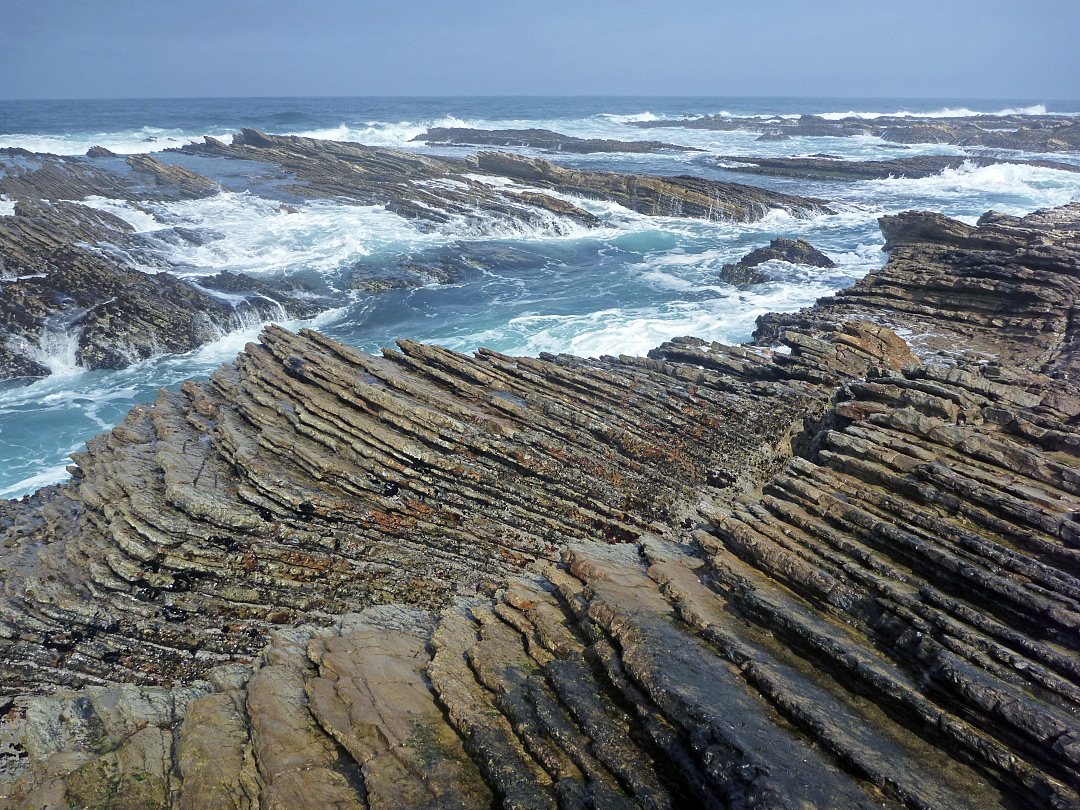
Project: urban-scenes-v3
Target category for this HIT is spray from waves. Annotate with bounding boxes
[82,192,444,284]
[814,104,1058,121]
[436,275,845,360]
[290,116,476,147]
[595,112,662,124]
[0,126,237,157]
[853,161,1080,212]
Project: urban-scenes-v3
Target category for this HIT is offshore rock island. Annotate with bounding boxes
[1,191,1078,809]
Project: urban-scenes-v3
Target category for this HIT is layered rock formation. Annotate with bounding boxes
[0,195,317,379]
[467,151,832,222]
[634,111,1080,151]
[1,203,1078,808]
[756,203,1080,380]
[410,127,702,154]
[2,132,833,380]
[176,129,831,225]
[719,237,835,285]
[719,154,1080,181]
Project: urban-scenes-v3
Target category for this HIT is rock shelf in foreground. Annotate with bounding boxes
[1,204,1079,809]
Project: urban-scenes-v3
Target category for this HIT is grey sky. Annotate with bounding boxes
[3,0,1077,100]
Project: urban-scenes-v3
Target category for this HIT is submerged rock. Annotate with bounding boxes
[719,237,835,284]
[1,203,1079,809]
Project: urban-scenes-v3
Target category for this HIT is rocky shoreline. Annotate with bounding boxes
[1,201,1078,808]
[633,111,1080,151]
[719,153,1080,181]
[0,132,832,381]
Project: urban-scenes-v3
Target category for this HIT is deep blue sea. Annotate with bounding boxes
[2,96,1080,498]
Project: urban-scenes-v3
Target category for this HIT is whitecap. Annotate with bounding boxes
[813,104,1060,121]
[0,463,75,499]
[292,116,475,147]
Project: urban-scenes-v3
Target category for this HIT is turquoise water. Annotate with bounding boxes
[2,96,1079,498]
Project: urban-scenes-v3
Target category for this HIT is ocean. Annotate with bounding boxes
[2,95,1079,499]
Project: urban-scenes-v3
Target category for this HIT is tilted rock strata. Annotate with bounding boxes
[411,126,703,154]
[1,204,1079,809]
[468,151,832,222]
[756,203,1080,380]
[175,129,832,225]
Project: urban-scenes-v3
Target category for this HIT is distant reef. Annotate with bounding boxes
[1,202,1078,809]
[633,111,1080,151]
[410,126,703,153]
[0,131,831,380]
[719,153,1080,181]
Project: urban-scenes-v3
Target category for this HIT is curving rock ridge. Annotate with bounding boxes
[410,126,703,154]
[0,204,1079,809]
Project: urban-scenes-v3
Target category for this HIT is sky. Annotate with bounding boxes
[2,0,1078,100]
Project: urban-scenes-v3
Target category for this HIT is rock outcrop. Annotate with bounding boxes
[411,127,702,154]
[634,111,1080,151]
[719,154,1080,181]
[1,203,1079,808]
[2,131,838,380]
[757,203,1080,380]
[467,151,832,222]
[175,129,831,226]
[0,197,318,379]
[719,237,835,285]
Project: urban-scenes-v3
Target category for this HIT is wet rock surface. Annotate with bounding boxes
[0,131,834,381]
[719,237,835,285]
[174,129,831,225]
[0,195,318,380]
[467,150,832,222]
[1,202,1079,808]
[634,111,1080,151]
[411,127,702,154]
